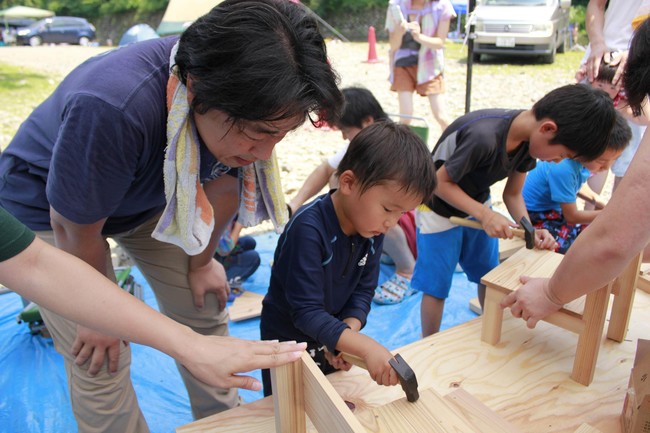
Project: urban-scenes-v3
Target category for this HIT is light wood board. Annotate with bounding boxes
[228,291,264,322]
[178,289,650,433]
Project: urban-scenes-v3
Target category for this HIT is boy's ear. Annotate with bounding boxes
[539,119,558,136]
[337,169,357,195]
[361,115,374,129]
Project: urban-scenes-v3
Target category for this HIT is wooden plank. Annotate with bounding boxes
[177,290,650,433]
[366,388,480,433]
[638,272,650,294]
[607,253,642,342]
[301,352,367,433]
[573,423,602,433]
[271,352,306,433]
[443,388,522,433]
[499,237,526,261]
[469,297,482,315]
[228,291,264,322]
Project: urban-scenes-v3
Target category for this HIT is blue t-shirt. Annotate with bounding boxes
[260,192,383,352]
[0,37,223,234]
[523,159,590,212]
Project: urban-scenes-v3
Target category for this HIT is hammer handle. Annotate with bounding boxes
[449,216,525,238]
[340,352,367,370]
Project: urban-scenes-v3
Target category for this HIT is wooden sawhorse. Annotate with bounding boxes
[480,247,642,386]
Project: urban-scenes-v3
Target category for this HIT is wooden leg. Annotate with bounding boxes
[481,286,505,345]
[271,353,306,433]
[571,283,612,386]
[607,253,642,342]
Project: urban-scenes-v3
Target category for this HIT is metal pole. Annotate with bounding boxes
[465,0,477,114]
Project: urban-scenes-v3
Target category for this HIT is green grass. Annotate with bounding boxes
[0,62,59,150]
[444,40,585,85]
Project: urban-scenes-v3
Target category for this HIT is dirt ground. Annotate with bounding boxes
[0,42,612,234]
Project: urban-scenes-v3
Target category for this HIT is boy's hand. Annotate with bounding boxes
[533,228,557,250]
[366,347,399,387]
[481,211,516,239]
[325,350,352,371]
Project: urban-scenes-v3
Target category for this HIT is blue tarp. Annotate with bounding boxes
[0,232,478,432]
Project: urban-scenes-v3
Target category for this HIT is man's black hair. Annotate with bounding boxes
[337,122,437,203]
[338,87,389,129]
[532,84,616,161]
[175,0,342,127]
[624,17,650,117]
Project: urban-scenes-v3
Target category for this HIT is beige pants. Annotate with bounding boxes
[37,215,238,433]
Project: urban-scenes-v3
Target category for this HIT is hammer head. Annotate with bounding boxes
[388,353,419,402]
[519,217,535,249]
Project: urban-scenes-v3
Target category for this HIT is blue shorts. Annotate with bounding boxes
[411,226,498,299]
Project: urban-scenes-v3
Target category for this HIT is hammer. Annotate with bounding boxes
[341,352,419,402]
[449,216,535,249]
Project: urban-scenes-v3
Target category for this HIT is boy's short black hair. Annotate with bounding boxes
[608,112,632,152]
[532,84,616,161]
[624,17,650,117]
[337,87,389,129]
[336,122,437,203]
[175,0,342,126]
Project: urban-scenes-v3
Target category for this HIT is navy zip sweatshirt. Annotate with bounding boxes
[260,191,383,352]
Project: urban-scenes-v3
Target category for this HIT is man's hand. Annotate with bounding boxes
[188,257,230,311]
[71,325,124,376]
[499,276,564,328]
[179,337,307,391]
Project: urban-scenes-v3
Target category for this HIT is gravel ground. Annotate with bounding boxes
[0,41,607,235]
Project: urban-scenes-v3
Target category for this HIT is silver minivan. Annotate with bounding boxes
[471,0,571,64]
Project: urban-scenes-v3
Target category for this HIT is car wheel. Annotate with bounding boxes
[472,52,481,63]
[542,37,557,64]
[29,36,42,47]
[557,30,568,54]
[78,36,90,46]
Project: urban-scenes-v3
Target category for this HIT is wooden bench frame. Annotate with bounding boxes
[480,248,642,386]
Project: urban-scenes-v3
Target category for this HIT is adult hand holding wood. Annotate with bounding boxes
[499,275,564,329]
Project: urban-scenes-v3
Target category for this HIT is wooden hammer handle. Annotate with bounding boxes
[449,216,525,237]
[340,352,367,370]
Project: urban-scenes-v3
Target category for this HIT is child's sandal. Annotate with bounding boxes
[373,274,416,305]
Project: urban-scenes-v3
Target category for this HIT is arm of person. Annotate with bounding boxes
[577,182,607,209]
[334,327,398,387]
[436,166,515,238]
[584,0,610,82]
[501,129,650,327]
[188,174,240,311]
[288,162,336,215]
[0,236,306,391]
[50,207,123,376]
[409,17,451,50]
[618,97,650,126]
[560,201,601,224]
[503,172,556,250]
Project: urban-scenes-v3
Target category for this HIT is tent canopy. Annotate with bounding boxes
[156,0,223,36]
[0,5,54,19]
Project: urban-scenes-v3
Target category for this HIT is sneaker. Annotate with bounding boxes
[373,274,416,305]
[216,249,261,282]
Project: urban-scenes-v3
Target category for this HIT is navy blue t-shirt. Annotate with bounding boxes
[260,192,383,352]
[0,37,222,234]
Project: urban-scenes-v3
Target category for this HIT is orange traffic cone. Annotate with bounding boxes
[364,26,382,63]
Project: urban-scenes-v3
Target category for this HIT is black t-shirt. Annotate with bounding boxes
[427,109,537,217]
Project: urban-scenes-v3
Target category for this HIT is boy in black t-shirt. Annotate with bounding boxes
[412,84,618,337]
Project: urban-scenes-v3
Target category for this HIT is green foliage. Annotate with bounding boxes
[0,0,167,20]
[304,0,386,16]
[570,5,589,46]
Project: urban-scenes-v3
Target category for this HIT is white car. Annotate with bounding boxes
[471,0,571,64]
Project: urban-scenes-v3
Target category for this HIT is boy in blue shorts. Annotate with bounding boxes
[413,84,617,337]
[260,122,437,395]
[523,113,631,254]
